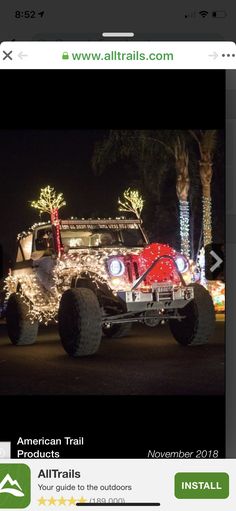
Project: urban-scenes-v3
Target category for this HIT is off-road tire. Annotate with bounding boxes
[6,293,38,345]
[103,323,132,338]
[169,283,215,346]
[58,288,102,357]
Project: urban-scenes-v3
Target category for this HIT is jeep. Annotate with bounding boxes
[5,218,215,357]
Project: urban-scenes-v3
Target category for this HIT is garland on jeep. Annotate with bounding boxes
[5,245,142,324]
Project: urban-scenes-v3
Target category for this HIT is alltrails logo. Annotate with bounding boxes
[0,474,24,497]
[0,465,31,508]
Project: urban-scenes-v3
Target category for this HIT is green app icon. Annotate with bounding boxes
[0,464,31,508]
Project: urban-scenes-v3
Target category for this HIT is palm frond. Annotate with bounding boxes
[201,130,217,156]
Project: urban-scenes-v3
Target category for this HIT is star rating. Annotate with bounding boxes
[38,496,47,505]
[37,495,88,506]
[77,497,87,503]
[58,496,67,505]
[69,496,77,505]
[48,496,57,505]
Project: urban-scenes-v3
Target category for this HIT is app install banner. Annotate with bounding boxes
[0,459,235,510]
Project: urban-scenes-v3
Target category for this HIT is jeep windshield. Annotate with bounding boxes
[61,228,146,249]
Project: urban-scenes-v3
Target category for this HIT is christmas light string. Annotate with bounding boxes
[179,200,190,258]
[202,196,212,247]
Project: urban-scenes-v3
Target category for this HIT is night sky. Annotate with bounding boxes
[0,129,224,276]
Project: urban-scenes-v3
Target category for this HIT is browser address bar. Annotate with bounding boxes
[0,41,236,69]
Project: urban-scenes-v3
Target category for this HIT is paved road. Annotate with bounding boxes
[0,320,224,395]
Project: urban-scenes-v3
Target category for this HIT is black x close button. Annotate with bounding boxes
[2,50,13,60]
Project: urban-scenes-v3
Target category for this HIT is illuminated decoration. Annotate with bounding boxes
[186,259,199,284]
[17,220,51,241]
[118,188,148,243]
[208,280,225,312]
[179,200,190,258]
[190,130,216,252]
[5,240,193,324]
[174,141,190,258]
[135,243,185,286]
[196,249,225,312]
[5,273,60,324]
[5,246,142,324]
[51,206,62,256]
[17,222,51,241]
[31,186,66,256]
[108,258,125,277]
[175,255,188,273]
[118,188,144,220]
[6,180,195,324]
[31,186,66,215]
[202,196,212,246]
[53,248,140,295]
[198,197,212,278]
[198,247,206,286]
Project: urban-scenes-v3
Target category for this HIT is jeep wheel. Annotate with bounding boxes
[103,323,132,338]
[6,293,38,345]
[169,283,215,346]
[58,288,102,357]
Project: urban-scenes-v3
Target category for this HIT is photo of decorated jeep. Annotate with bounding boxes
[5,212,215,358]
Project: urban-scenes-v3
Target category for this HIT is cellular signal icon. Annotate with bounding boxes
[184,11,196,18]
[199,10,209,18]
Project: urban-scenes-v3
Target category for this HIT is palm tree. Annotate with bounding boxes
[174,137,190,257]
[155,134,191,256]
[190,130,217,247]
[92,130,191,257]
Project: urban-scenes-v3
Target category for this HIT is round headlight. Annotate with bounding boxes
[175,255,188,273]
[109,258,125,277]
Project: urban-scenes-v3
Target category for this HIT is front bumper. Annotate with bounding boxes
[117,284,194,312]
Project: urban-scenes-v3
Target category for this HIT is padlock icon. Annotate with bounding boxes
[62,52,69,60]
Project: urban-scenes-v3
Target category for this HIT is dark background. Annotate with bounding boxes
[1,396,225,458]
[0,70,225,456]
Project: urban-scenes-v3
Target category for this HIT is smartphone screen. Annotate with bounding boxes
[0,2,235,509]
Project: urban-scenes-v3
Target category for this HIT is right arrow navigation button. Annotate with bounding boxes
[205,243,224,280]
[210,250,223,272]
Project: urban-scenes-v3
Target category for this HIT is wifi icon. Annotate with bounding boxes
[199,10,209,17]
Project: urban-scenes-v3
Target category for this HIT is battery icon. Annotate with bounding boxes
[212,10,227,18]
